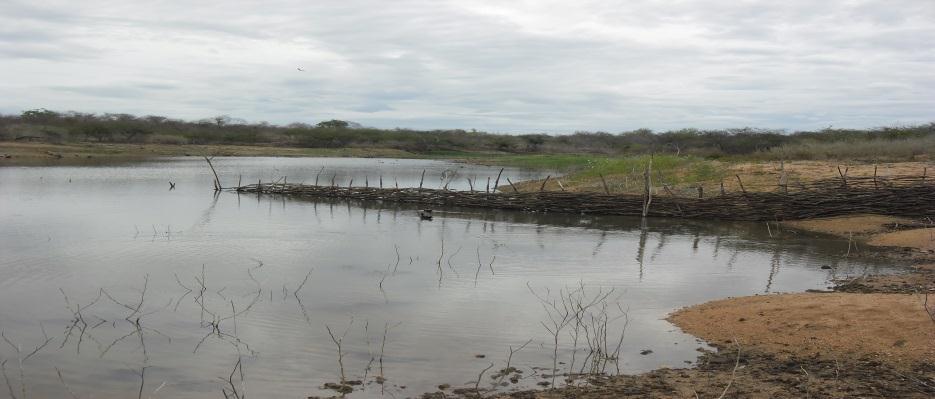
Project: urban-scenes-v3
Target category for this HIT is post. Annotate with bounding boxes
[697,186,703,199]
[315,166,324,186]
[204,156,222,191]
[836,165,848,187]
[720,179,725,195]
[486,177,490,193]
[419,169,425,192]
[506,178,519,193]
[599,173,610,194]
[557,180,566,192]
[365,176,369,188]
[493,168,504,192]
[642,155,653,217]
[873,165,878,189]
[379,175,383,188]
[540,175,551,192]
[735,175,746,193]
[467,177,474,192]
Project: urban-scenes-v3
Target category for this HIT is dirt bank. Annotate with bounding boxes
[493,347,934,399]
[782,214,935,293]
[474,214,934,398]
[669,293,934,367]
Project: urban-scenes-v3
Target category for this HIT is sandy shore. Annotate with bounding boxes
[474,214,935,398]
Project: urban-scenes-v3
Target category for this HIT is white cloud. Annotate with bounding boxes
[0,0,932,132]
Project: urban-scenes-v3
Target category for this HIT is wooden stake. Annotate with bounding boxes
[599,173,610,194]
[540,175,551,192]
[642,155,653,217]
[506,178,519,193]
[735,175,746,193]
[493,168,504,192]
[203,156,222,191]
[419,169,425,192]
[315,166,324,186]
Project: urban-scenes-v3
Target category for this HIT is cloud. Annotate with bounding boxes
[0,0,933,132]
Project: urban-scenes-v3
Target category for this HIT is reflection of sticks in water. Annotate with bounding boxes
[60,288,103,354]
[2,325,54,399]
[393,244,401,274]
[636,221,649,280]
[294,269,314,298]
[0,359,15,399]
[447,245,463,277]
[55,367,80,399]
[436,238,445,285]
[221,357,245,399]
[173,274,193,311]
[136,366,147,399]
[474,246,483,285]
[765,248,781,293]
[592,230,607,256]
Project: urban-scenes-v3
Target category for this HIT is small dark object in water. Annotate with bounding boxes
[419,209,433,220]
[820,265,832,270]
[640,349,653,355]
[322,382,353,394]
[474,354,485,358]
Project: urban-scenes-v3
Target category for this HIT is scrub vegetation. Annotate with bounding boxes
[2,109,933,161]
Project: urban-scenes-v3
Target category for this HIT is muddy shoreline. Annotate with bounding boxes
[406,214,935,399]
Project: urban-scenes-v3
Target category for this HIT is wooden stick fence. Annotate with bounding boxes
[225,174,935,221]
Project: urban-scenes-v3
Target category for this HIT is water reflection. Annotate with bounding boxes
[0,158,900,399]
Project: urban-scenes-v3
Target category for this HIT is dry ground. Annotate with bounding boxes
[668,293,934,367]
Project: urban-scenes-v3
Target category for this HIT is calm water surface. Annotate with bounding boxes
[0,157,895,398]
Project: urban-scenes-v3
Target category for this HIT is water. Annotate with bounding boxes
[0,157,896,398]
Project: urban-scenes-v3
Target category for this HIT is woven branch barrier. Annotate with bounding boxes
[227,175,934,221]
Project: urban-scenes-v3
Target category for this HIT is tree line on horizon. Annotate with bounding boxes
[2,109,933,160]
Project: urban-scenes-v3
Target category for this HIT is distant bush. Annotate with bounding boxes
[147,134,188,145]
[757,136,935,161]
[2,109,933,160]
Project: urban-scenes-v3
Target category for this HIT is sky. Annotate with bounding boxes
[1,0,933,133]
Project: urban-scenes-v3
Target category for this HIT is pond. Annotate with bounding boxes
[0,157,896,398]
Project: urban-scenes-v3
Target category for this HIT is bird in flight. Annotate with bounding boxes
[297,67,305,72]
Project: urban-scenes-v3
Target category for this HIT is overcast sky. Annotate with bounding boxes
[1,0,933,133]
